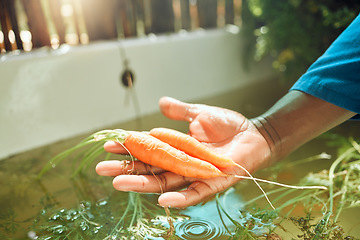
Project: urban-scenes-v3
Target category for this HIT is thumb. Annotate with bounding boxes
[159,96,200,122]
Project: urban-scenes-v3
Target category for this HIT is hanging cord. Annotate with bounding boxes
[117,40,143,130]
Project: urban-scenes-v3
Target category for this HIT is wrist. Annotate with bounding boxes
[250,116,282,163]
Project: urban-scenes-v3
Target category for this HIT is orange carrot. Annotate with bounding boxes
[149,127,236,168]
[124,131,226,179]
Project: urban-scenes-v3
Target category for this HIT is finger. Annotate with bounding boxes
[158,177,238,208]
[104,141,128,154]
[112,172,190,193]
[159,96,200,122]
[96,160,165,176]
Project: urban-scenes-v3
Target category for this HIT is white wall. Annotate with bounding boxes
[0,27,274,160]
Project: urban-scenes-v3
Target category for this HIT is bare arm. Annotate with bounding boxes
[251,90,356,164]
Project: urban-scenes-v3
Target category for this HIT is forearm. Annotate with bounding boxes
[251,90,356,163]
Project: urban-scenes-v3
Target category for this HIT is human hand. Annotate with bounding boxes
[96,97,271,208]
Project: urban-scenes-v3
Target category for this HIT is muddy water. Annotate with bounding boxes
[1,81,359,239]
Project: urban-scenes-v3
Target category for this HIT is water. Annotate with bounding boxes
[175,219,229,239]
[2,126,360,239]
[1,85,360,239]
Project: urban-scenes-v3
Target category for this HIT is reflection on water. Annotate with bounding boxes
[176,188,242,239]
[183,188,243,225]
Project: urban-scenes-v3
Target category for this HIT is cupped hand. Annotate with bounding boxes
[96,97,271,208]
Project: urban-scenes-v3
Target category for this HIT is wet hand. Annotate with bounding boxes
[96,97,271,208]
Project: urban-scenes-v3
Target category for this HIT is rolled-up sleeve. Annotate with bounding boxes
[290,14,360,119]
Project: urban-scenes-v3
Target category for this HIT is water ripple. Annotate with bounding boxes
[175,219,229,240]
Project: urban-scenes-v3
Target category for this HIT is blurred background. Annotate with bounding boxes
[1,0,359,80]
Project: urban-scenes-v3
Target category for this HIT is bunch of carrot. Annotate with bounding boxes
[122,128,232,179]
[39,127,327,210]
[119,127,276,208]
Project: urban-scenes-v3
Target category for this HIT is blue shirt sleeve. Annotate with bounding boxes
[290,14,360,119]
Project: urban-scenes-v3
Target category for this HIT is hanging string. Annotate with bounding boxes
[117,40,143,130]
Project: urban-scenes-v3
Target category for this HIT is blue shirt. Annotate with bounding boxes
[290,14,360,119]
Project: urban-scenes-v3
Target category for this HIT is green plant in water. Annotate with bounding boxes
[289,213,356,240]
[0,209,22,237]
[216,195,280,240]
[32,192,183,239]
[218,136,360,239]
[38,129,129,178]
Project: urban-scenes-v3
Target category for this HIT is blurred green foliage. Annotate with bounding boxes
[242,0,360,82]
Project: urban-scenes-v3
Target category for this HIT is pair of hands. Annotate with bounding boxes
[96,96,271,208]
